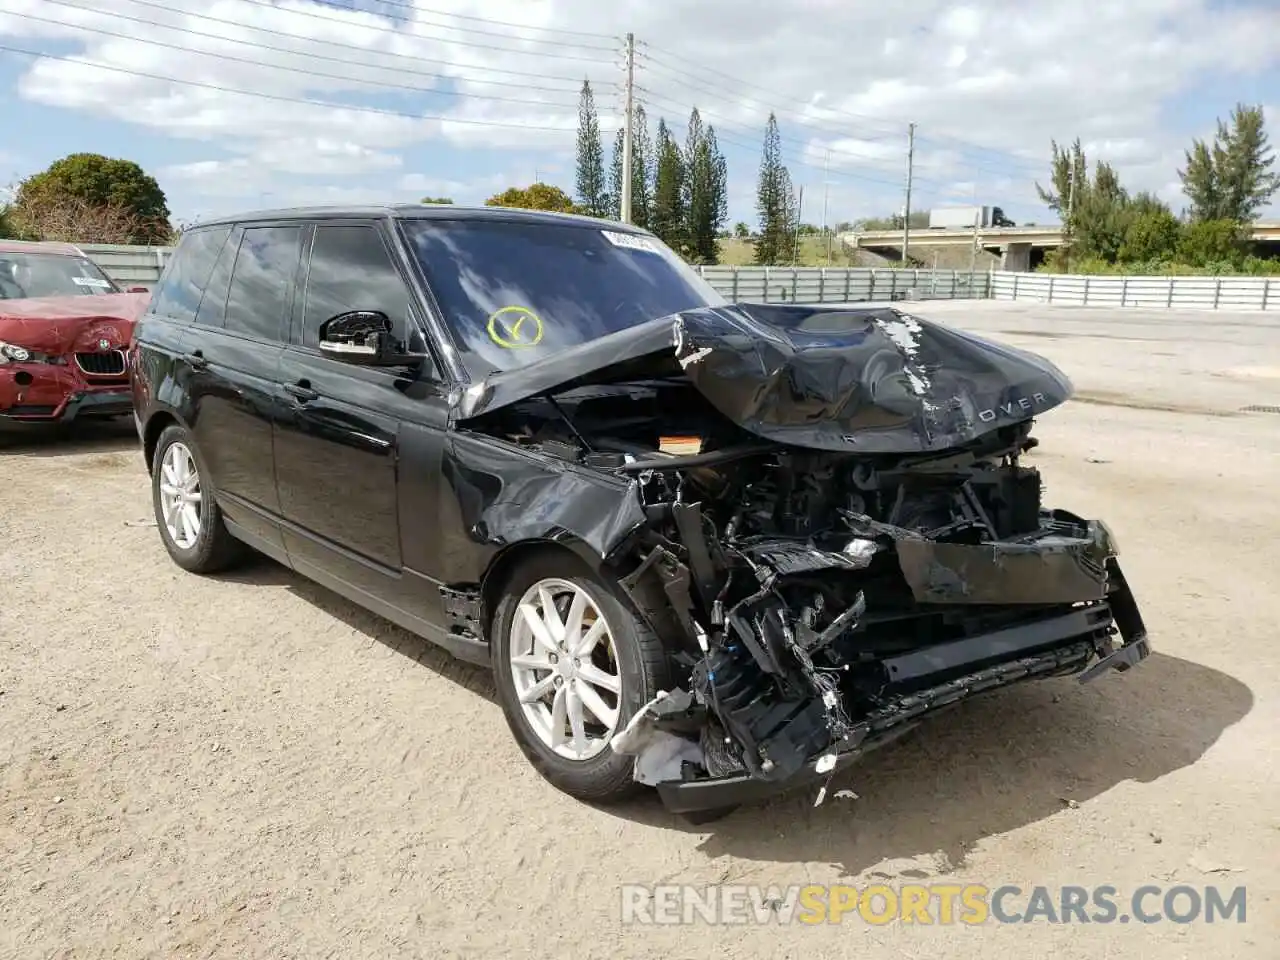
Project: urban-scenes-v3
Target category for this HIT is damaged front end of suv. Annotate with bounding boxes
[456,302,1150,814]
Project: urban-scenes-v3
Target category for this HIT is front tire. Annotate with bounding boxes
[491,552,669,803]
[151,424,244,574]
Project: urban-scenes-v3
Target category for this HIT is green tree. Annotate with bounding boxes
[608,104,654,228]
[1179,103,1279,223]
[1036,138,1088,223]
[651,118,686,253]
[1119,207,1182,262]
[485,183,580,213]
[733,221,750,239]
[14,152,171,243]
[420,196,454,204]
[755,113,793,265]
[574,80,608,218]
[1073,161,1131,261]
[1176,218,1250,267]
[0,203,19,240]
[680,109,728,264]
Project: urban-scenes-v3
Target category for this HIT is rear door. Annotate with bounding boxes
[130,225,231,436]
[184,222,303,549]
[274,219,450,620]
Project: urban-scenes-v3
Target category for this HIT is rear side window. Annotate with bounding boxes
[192,227,240,329]
[224,226,303,342]
[301,225,412,348]
[149,226,231,323]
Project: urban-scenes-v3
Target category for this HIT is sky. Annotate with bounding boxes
[0,0,1277,230]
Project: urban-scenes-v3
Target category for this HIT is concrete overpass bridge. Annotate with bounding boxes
[840,221,1280,271]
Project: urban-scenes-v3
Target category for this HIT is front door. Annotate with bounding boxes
[273,220,450,622]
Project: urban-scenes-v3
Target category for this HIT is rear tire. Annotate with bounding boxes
[151,424,244,574]
[491,551,669,803]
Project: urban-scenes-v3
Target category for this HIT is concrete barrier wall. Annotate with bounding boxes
[80,243,172,289]
[991,271,1280,310]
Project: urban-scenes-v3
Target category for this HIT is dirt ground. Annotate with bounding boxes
[1,301,1277,958]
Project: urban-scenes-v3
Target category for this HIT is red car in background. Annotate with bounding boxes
[0,240,151,433]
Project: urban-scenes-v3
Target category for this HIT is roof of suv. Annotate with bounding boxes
[0,239,87,257]
[192,203,652,234]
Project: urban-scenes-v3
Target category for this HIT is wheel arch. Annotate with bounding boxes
[479,537,603,639]
[142,407,188,474]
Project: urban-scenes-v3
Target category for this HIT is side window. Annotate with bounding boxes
[192,226,240,329]
[223,226,302,342]
[148,226,230,323]
[301,225,413,349]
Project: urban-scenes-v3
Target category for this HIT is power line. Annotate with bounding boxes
[28,1,607,101]
[0,41,584,132]
[331,0,619,41]
[640,42,1047,173]
[295,1,618,53]
[638,51,903,144]
[38,0,615,88]
[638,89,952,191]
[638,83,917,171]
[104,0,622,64]
[7,10,587,109]
[640,94,920,193]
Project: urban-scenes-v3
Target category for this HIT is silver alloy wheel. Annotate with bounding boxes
[159,441,203,550]
[509,578,623,761]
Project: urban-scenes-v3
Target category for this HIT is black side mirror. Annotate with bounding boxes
[318,310,424,367]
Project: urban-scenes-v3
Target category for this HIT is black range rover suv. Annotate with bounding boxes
[129,204,1149,818]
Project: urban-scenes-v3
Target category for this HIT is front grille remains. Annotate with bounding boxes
[75,350,127,378]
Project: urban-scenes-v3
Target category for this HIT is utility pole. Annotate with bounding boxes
[969,205,980,274]
[791,184,804,266]
[620,32,635,224]
[1064,160,1077,272]
[902,121,916,265]
[821,148,831,265]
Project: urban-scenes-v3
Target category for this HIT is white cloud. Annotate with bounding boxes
[0,0,1277,221]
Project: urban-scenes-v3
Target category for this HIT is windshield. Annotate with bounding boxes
[401,218,725,376]
[0,252,119,300]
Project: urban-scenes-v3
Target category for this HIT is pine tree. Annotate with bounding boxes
[755,113,791,265]
[630,104,653,229]
[609,126,625,220]
[652,118,686,254]
[1179,103,1279,223]
[682,108,715,263]
[1035,138,1088,227]
[607,105,654,228]
[574,80,608,218]
[709,125,728,246]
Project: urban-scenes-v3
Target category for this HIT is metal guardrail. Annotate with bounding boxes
[693,266,989,302]
[79,245,992,303]
[991,272,1279,311]
[87,242,1274,311]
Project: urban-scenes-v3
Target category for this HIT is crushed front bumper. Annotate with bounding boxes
[0,363,132,432]
[654,561,1150,815]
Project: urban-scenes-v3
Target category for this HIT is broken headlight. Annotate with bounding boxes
[0,341,32,363]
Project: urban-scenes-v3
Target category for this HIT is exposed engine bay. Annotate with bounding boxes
[456,303,1151,811]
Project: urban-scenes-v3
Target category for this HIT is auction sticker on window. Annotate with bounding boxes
[601,230,661,254]
[72,276,113,288]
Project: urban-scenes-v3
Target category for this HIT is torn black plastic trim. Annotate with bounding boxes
[656,639,1097,814]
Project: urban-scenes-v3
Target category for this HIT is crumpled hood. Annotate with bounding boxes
[0,292,149,355]
[458,302,1074,454]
